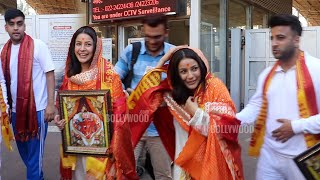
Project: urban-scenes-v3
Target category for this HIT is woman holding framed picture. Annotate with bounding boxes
[54,26,137,180]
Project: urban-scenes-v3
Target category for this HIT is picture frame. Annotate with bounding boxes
[58,90,112,156]
[294,143,320,180]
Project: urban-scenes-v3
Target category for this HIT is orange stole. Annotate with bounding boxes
[249,51,320,156]
[169,76,243,180]
[127,68,166,110]
[99,58,137,180]
[130,70,244,180]
[0,86,13,151]
[127,68,174,156]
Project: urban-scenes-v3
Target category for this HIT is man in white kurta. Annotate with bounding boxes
[237,14,320,180]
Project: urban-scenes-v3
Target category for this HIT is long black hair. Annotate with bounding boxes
[67,26,97,77]
[168,48,207,105]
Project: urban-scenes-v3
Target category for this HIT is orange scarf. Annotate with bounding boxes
[59,38,137,180]
[129,47,243,180]
[249,51,320,156]
[1,34,38,141]
[0,86,13,151]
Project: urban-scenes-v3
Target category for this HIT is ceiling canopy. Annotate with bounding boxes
[294,0,320,25]
[22,0,320,26]
[25,0,85,14]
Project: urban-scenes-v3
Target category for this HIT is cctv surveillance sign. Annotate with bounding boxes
[90,0,177,22]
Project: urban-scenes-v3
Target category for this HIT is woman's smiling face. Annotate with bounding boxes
[178,58,201,91]
[74,33,94,66]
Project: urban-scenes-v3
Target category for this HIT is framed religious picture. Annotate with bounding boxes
[58,90,112,156]
[294,143,320,180]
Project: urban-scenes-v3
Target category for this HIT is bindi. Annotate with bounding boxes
[186,64,190,68]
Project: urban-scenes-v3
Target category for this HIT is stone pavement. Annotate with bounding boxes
[2,125,257,180]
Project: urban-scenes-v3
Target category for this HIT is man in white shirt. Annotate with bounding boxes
[237,14,320,180]
[0,9,55,180]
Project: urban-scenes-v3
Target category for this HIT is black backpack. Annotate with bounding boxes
[122,42,141,89]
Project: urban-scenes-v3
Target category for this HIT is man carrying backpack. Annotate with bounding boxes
[115,14,174,179]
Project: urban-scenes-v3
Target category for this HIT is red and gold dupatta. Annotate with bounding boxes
[59,38,137,180]
[1,34,38,141]
[249,51,320,156]
[128,47,244,180]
